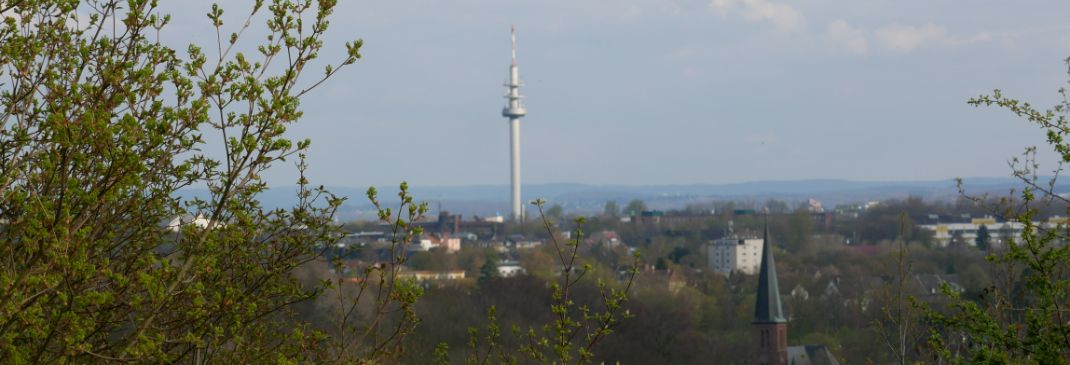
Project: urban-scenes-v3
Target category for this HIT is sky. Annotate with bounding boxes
[159,0,1070,188]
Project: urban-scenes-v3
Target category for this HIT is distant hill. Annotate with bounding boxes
[179,177,1066,221]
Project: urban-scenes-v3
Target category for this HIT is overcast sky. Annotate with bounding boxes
[161,1,1070,187]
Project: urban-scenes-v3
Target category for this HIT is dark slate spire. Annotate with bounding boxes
[754,215,786,323]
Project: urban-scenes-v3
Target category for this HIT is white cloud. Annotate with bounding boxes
[709,0,736,12]
[705,3,1007,54]
[874,23,992,52]
[825,20,868,54]
[875,24,947,52]
[741,0,801,30]
[708,0,802,31]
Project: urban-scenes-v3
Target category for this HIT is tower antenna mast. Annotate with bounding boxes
[502,25,527,222]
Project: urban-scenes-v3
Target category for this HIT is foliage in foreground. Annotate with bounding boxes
[921,59,1070,364]
[0,1,639,363]
[0,0,374,362]
[446,200,640,365]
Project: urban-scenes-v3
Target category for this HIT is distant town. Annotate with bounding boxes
[307,191,1067,363]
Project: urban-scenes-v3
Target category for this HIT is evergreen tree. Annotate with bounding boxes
[478,258,500,287]
[655,257,670,270]
[975,224,991,250]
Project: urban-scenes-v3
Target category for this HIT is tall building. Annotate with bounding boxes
[708,235,763,275]
[501,25,527,222]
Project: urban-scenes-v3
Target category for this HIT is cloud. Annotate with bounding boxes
[825,20,868,54]
[708,0,802,31]
[741,0,801,30]
[709,0,736,12]
[874,24,947,52]
[874,23,991,52]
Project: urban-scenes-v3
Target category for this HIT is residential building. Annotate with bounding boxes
[587,230,622,247]
[398,270,466,281]
[506,234,543,249]
[408,234,461,253]
[497,260,525,277]
[708,235,764,275]
[165,214,218,232]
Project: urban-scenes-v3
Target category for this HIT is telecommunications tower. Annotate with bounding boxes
[502,25,527,222]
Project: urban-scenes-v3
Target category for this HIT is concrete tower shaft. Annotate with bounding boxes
[502,25,526,222]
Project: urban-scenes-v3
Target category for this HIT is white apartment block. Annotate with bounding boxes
[708,236,764,275]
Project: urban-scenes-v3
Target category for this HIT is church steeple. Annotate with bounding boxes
[754,216,785,324]
[752,215,788,365]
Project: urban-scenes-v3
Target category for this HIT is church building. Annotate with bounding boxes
[752,220,841,365]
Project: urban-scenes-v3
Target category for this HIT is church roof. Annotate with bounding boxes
[787,345,841,365]
[754,218,786,323]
